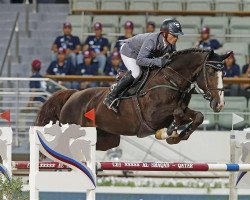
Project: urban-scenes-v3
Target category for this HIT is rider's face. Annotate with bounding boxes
[165,33,178,45]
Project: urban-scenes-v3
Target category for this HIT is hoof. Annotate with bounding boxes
[180,133,191,141]
[172,130,179,138]
[155,128,167,140]
[166,136,181,144]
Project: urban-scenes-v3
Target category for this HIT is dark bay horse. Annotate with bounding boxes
[36,48,231,151]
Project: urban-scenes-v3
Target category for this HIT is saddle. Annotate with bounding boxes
[116,67,151,98]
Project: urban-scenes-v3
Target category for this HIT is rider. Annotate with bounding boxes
[103,18,184,112]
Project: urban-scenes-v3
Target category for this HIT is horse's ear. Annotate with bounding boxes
[220,51,233,61]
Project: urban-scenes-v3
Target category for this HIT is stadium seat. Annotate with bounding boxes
[67,15,92,33]
[242,0,250,11]
[189,95,216,129]
[147,15,173,30]
[72,0,98,10]
[218,97,248,130]
[177,41,193,50]
[230,17,250,41]
[176,16,201,29]
[93,15,119,33]
[202,17,229,43]
[129,0,155,10]
[101,0,127,10]
[185,0,213,11]
[214,0,241,11]
[223,42,249,55]
[234,55,247,69]
[175,16,201,35]
[157,0,183,11]
[120,16,146,34]
[71,27,83,40]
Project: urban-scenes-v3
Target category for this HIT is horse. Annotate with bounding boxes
[36,48,231,151]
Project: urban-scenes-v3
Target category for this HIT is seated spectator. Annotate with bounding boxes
[47,47,75,76]
[74,51,99,89]
[29,59,46,106]
[146,21,156,33]
[51,22,82,67]
[75,50,98,76]
[223,53,240,96]
[241,56,250,91]
[105,51,126,76]
[195,27,221,50]
[113,21,134,52]
[83,22,109,75]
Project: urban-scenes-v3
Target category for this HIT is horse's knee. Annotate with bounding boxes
[194,112,204,125]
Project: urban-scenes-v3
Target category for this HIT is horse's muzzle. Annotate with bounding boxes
[210,99,224,113]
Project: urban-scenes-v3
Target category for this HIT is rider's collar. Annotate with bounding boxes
[163,38,168,48]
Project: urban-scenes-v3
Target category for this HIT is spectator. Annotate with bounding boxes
[105,51,126,76]
[74,50,99,89]
[83,22,109,75]
[146,21,156,33]
[241,56,250,91]
[51,22,82,67]
[29,59,46,106]
[242,56,250,76]
[114,21,134,52]
[47,47,75,76]
[75,50,98,76]
[223,53,240,96]
[195,27,222,50]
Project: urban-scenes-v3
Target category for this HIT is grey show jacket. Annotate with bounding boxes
[120,32,176,68]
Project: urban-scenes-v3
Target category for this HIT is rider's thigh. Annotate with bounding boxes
[120,54,141,78]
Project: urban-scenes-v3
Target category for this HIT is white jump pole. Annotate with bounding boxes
[0,127,13,177]
[229,131,238,200]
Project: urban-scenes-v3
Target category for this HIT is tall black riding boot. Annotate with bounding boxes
[103,72,135,112]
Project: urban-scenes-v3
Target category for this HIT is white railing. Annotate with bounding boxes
[0,77,65,146]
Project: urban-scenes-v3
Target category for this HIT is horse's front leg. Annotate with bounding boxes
[179,108,204,140]
[166,108,204,144]
[155,107,190,140]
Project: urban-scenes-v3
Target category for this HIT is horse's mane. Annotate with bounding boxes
[170,48,211,60]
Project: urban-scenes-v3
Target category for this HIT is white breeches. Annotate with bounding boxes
[120,44,141,78]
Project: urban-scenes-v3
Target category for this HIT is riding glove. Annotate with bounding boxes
[161,56,171,67]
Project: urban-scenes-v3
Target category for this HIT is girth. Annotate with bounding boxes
[132,96,156,138]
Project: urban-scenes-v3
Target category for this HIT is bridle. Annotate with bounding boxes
[199,60,225,101]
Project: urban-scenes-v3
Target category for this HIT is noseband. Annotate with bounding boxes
[201,60,224,101]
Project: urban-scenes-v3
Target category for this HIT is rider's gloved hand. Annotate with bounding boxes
[161,56,171,67]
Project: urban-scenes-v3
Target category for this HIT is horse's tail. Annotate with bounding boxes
[35,89,78,126]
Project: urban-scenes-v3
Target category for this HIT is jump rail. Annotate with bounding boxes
[97,162,250,172]
[11,161,250,172]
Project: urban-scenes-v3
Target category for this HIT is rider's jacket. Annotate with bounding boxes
[120,32,176,68]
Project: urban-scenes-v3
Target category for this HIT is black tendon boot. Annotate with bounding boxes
[103,71,135,112]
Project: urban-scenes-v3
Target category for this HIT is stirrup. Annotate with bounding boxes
[107,98,119,113]
[109,98,119,108]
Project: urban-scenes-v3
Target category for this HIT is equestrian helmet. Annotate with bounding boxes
[160,19,184,36]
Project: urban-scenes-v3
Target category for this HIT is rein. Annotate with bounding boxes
[140,58,224,102]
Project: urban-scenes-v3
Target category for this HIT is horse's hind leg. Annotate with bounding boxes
[96,128,120,151]
[166,108,204,144]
